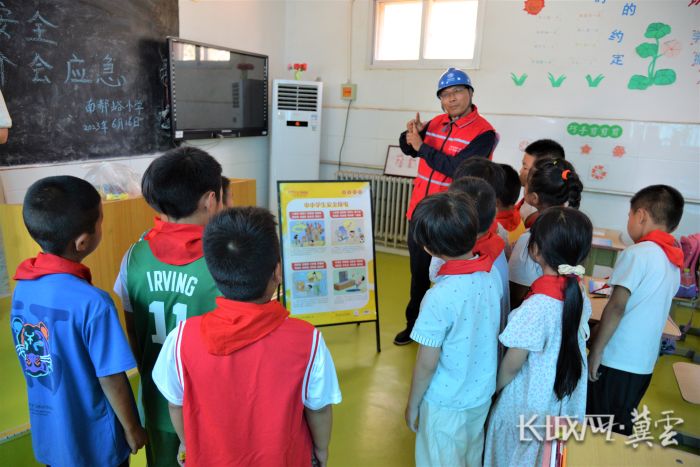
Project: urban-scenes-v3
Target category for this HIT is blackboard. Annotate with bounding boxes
[0,0,178,166]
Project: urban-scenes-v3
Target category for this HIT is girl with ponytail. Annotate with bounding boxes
[509,157,584,308]
[484,207,593,467]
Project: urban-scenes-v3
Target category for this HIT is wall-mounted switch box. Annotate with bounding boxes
[341,83,357,101]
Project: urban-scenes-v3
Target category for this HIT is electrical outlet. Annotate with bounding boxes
[341,83,357,101]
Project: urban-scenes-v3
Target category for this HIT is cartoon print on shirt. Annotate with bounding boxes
[12,317,54,378]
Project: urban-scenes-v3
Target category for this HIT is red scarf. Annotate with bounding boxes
[515,198,540,228]
[200,297,290,355]
[13,252,92,284]
[496,207,521,232]
[437,254,494,276]
[473,222,505,260]
[637,230,684,269]
[144,217,205,266]
[524,275,570,301]
[524,211,540,229]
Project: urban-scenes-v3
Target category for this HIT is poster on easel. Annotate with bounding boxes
[278,181,380,340]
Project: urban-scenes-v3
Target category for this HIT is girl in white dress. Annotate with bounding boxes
[484,206,593,467]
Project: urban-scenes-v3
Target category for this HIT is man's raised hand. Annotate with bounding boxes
[414,112,425,132]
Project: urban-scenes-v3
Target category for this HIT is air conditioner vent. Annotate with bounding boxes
[277,84,319,111]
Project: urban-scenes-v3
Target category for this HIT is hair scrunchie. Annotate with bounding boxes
[561,169,571,181]
[558,264,585,277]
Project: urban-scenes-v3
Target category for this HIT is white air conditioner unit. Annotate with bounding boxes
[269,79,323,213]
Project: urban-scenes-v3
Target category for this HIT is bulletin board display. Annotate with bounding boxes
[278,181,379,328]
[479,1,699,125]
[486,113,700,203]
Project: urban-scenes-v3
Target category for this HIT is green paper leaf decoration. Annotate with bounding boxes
[653,69,677,85]
[510,72,528,86]
[644,23,671,40]
[636,43,658,58]
[547,73,566,88]
[628,74,651,90]
[585,74,605,87]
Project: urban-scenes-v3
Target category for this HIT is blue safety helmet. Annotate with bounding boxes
[436,68,473,97]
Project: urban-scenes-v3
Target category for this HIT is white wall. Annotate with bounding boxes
[1,0,698,235]
[0,0,288,207]
[285,0,700,236]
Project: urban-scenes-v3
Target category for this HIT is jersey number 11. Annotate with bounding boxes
[149,301,187,344]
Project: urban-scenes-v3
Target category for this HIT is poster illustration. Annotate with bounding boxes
[278,181,379,326]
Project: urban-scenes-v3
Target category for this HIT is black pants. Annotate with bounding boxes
[586,365,652,436]
[404,220,432,330]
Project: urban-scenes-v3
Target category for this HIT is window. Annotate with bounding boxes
[372,0,484,69]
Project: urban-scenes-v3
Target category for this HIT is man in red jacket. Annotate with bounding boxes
[394,68,497,345]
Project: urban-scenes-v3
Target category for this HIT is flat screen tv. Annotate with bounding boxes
[167,37,268,140]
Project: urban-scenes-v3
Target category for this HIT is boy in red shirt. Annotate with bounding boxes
[153,207,342,466]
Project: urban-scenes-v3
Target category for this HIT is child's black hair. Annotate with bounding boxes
[203,207,280,301]
[498,163,521,207]
[525,139,566,160]
[453,157,505,201]
[630,185,684,232]
[449,176,496,234]
[142,146,222,219]
[527,157,583,209]
[528,207,593,400]
[412,191,478,258]
[22,176,101,255]
[221,176,231,207]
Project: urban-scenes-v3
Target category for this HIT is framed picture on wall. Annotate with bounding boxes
[383,145,419,178]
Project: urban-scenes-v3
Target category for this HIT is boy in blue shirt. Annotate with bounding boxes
[406,191,501,467]
[10,176,146,466]
[587,185,684,435]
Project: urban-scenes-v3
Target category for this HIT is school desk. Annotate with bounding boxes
[0,178,255,324]
[583,228,627,275]
[671,362,700,449]
[225,177,257,207]
[586,277,681,340]
[674,362,700,405]
[671,300,700,364]
[0,196,156,316]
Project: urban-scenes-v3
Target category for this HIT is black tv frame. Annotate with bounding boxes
[167,37,269,141]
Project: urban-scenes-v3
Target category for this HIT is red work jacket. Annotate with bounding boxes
[406,106,495,219]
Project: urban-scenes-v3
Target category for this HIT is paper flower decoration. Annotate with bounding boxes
[591,164,607,180]
[288,63,308,80]
[661,40,682,58]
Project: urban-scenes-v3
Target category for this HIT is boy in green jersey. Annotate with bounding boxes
[114,147,223,466]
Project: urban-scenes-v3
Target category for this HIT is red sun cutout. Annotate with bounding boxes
[581,144,592,155]
[519,140,530,152]
[612,146,626,158]
[524,0,545,15]
[591,164,607,180]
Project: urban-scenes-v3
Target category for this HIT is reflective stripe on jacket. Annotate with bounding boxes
[407,106,494,219]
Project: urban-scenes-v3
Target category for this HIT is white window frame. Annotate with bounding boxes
[369,0,486,70]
